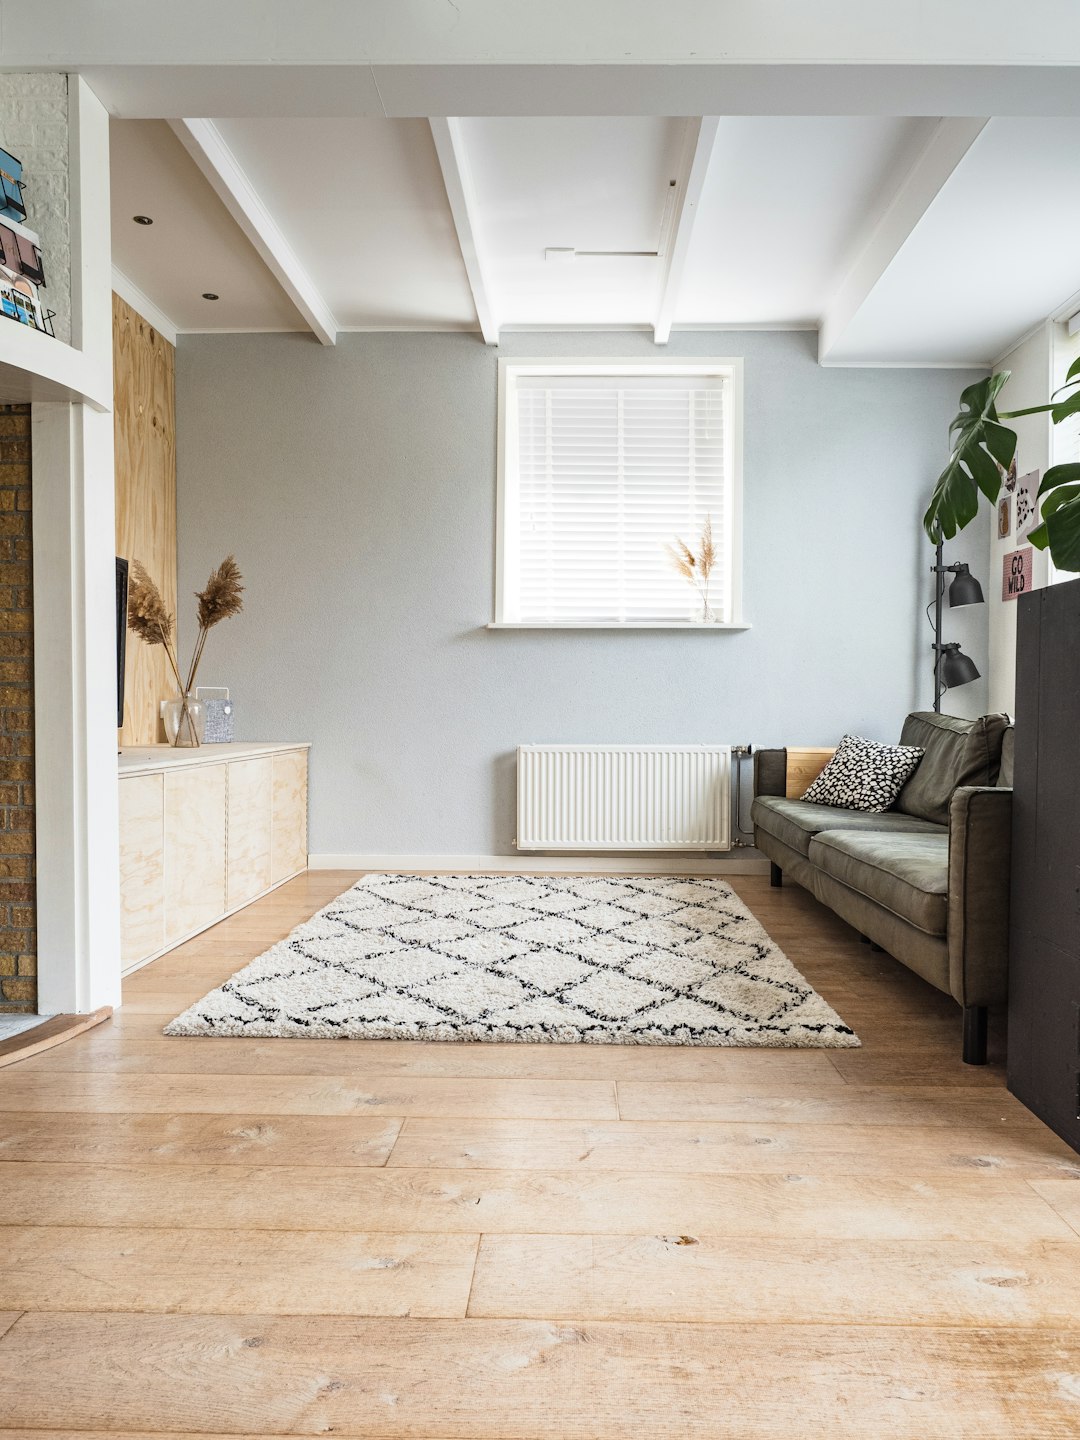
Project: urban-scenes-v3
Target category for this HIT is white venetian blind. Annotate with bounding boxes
[506,371,731,624]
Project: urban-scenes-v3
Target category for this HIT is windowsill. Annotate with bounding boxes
[486,621,752,631]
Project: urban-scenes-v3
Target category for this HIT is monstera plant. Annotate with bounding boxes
[923,360,1080,571]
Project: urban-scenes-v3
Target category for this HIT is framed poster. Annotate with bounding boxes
[997,496,1012,539]
[1002,546,1033,602]
[1015,471,1040,541]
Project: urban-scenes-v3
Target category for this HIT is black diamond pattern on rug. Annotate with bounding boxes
[164,873,860,1048]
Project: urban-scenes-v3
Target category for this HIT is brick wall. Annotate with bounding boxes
[0,405,35,1012]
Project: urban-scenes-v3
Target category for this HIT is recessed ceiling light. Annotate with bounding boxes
[201,292,219,301]
[132,215,153,225]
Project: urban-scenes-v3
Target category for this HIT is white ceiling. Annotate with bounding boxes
[110,120,306,334]
[107,110,1080,364]
[676,117,937,328]
[212,119,476,329]
[463,117,688,328]
[824,117,1080,365]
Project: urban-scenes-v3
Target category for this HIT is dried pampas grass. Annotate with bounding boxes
[127,561,175,648]
[665,517,717,620]
[126,554,245,746]
[196,554,245,631]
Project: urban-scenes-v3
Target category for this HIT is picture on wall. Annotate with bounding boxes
[1015,470,1040,541]
[997,496,1012,539]
[1002,546,1033,602]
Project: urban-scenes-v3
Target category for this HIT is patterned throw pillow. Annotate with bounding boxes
[801,734,924,813]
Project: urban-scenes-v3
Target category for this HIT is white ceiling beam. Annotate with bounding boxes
[818,117,988,363]
[653,116,720,345]
[8,2,1080,68]
[169,118,338,346]
[429,118,498,346]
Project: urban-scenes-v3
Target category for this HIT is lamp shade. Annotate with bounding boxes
[948,564,984,607]
[940,643,980,689]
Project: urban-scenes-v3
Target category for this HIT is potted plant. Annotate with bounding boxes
[923,363,1080,568]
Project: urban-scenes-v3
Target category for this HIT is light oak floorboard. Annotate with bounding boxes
[1028,1180,1080,1239]
[22,1035,850,1082]
[469,1234,1080,1326]
[614,1081,1041,1128]
[388,1116,1080,1178]
[0,1113,402,1167]
[0,1073,618,1120]
[3,1313,1080,1438]
[0,1227,478,1317]
[0,1163,1072,1241]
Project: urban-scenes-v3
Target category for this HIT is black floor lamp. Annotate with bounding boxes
[930,534,984,713]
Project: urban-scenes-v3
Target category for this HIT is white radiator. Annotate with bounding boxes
[516,744,732,852]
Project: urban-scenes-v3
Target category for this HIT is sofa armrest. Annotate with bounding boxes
[947,785,1012,1008]
[753,748,787,799]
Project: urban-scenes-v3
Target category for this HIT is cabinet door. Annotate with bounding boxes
[119,773,165,968]
[271,750,308,883]
[227,756,273,909]
[164,764,227,944]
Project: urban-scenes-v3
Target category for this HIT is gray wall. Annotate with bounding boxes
[175,330,986,858]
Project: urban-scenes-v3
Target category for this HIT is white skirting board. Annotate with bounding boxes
[308,853,770,875]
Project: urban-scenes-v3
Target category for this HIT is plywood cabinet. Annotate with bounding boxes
[118,772,165,968]
[228,756,273,908]
[118,743,309,973]
[164,765,227,945]
[272,750,309,884]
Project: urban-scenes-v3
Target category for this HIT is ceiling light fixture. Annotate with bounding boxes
[132,215,153,225]
[201,292,219,301]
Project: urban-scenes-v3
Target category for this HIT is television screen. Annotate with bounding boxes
[116,556,128,730]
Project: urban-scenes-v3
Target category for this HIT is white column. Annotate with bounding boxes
[33,77,120,1013]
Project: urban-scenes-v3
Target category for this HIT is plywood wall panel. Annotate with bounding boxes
[113,294,177,746]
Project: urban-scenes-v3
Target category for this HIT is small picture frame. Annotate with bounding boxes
[1016,471,1040,541]
[997,496,1012,539]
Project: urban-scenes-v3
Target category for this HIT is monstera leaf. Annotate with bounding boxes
[924,358,1080,572]
[1028,466,1080,571]
[923,373,1017,542]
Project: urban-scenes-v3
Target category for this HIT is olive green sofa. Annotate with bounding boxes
[751,712,1013,1064]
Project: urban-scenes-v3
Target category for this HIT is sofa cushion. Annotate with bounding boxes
[800,733,924,813]
[809,829,950,936]
[895,712,1010,825]
[997,727,1015,787]
[751,794,943,858]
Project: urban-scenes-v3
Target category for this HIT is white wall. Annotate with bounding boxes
[176,329,985,862]
[988,324,1054,715]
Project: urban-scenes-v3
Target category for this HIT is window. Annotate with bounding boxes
[495,359,743,627]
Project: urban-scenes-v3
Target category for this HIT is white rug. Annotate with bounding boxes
[165,874,859,1048]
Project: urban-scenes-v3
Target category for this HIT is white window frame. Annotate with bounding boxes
[492,357,746,629]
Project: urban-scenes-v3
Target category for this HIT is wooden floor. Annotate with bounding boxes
[2,870,1080,1437]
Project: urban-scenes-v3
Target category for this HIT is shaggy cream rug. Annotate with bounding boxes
[165,873,859,1048]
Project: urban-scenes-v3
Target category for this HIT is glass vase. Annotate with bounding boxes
[163,693,207,748]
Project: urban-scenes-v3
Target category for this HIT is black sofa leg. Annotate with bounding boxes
[769,863,783,888]
[962,1005,988,1066]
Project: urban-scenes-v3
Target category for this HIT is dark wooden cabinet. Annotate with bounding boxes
[1008,575,1080,1153]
